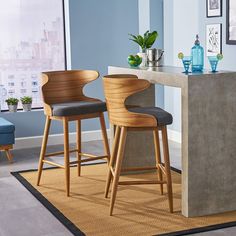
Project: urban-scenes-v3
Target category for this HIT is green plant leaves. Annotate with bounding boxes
[20,96,32,104]
[146,31,158,49]
[129,34,145,50]
[5,98,19,105]
[129,30,158,50]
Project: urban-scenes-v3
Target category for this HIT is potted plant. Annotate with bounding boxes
[5,98,19,112]
[129,30,158,66]
[21,96,32,112]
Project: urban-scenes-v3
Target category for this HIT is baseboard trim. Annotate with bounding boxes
[14,128,181,150]
[15,129,111,150]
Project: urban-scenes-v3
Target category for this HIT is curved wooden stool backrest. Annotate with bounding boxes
[42,70,99,116]
[103,74,157,128]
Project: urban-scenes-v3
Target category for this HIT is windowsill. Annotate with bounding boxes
[0,108,44,114]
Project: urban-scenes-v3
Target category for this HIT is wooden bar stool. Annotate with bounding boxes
[103,74,173,215]
[37,70,110,196]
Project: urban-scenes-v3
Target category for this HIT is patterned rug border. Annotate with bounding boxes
[11,164,236,236]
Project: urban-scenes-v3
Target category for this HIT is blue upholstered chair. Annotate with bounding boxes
[0,117,15,162]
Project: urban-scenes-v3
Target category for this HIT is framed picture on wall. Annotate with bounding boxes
[206,0,222,17]
[206,24,222,56]
[226,0,236,44]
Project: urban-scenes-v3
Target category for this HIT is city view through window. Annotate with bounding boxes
[0,0,66,110]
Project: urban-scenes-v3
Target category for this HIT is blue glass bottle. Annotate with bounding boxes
[191,35,204,72]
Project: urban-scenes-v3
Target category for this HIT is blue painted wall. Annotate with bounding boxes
[150,0,164,109]
[150,0,163,49]
[70,0,139,115]
[0,0,139,138]
[69,0,139,131]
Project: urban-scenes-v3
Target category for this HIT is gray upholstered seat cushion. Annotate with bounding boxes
[128,107,173,126]
[51,101,107,117]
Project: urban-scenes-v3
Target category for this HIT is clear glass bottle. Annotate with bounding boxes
[191,34,204,72]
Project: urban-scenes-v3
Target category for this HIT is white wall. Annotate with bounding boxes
[164,0,199,133]
[138,0,150,35]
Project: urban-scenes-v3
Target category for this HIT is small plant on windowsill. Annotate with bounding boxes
[5,98,19,112]
[21,96,32,112]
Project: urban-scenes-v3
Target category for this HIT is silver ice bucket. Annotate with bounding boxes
[146,48,164,67]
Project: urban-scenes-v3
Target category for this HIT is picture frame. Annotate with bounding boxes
[226,0,236,44]
[206,0,222,18]
[206,24,222,56]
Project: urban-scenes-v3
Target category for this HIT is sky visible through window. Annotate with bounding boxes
[0,0,66,110]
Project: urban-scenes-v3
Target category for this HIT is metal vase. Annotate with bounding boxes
[22,103,32,112]
[8,104,18,112]
[146,48,164,67]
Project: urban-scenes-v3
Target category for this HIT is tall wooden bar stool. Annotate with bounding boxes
[103,74,173,215]
[37,70,110,196]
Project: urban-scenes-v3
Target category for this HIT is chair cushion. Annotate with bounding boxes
[52,101,107,117]
[0,118,15,145]
[0,133,15,145]
[128,107,173,126]
[0,118,15,133]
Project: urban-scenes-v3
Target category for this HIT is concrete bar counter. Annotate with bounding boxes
[108,66,236,217]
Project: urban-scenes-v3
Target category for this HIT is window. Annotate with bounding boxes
[0,0,66,110]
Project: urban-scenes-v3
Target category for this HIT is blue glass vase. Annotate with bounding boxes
[191,35,204,72]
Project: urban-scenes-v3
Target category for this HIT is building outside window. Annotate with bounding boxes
[0,0,66,110]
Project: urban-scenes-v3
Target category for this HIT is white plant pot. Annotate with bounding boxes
[22,103,32,112]
[137,52,147,67]
[8,104,18,112]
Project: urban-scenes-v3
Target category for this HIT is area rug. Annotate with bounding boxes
[12,163,236,236]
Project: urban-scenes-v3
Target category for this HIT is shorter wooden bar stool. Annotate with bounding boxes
[37,70,110,196]
[103,74,173,215]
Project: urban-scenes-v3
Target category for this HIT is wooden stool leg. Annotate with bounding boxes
[161,126,173,213]
[153,128,163,195]
[63,118,70,197]
[99,113,111,163]
[37,116,51,186]
[105,126,121,198]
[5,149,13,163]
[109,127,127,216]
[76,120,81,176]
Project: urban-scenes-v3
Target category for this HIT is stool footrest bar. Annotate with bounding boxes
[79,152,97,158]
[158,164,166,175]
[42,160,65,169]
[109,167,115,177]
[118,180,167,185]
[121,166,157,172]
[79,155,108,163]
[45,149,78,157]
